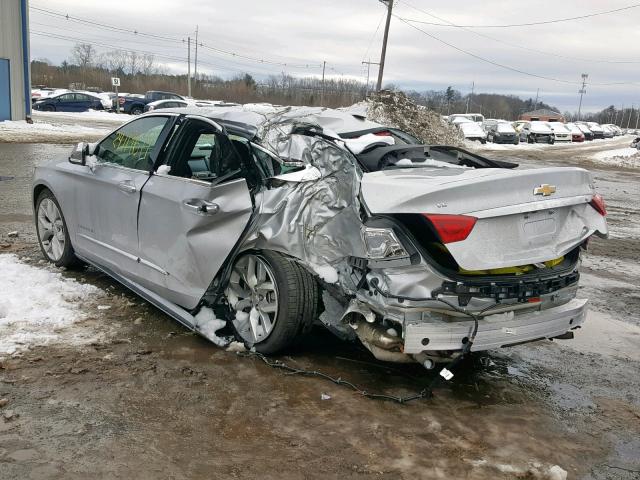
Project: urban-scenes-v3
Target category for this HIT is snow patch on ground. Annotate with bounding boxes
[0,119,110,143]
[194,307,228,347]
[0,254,101,357]
[591,147,640,168]
[33,110,128,124]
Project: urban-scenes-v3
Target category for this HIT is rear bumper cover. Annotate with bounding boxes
[403,298,588,353]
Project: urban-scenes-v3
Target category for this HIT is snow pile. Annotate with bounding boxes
[591,147,640,168]
[0,254,101,357]
[0,119,110,143]
[363,90,464,146]
[33,110,127,125]
[193,307,229,347]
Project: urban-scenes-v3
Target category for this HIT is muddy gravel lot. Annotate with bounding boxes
[1,133,639,479]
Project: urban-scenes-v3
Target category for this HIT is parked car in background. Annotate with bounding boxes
[32,107,607,368]
[449,113,485,125]
[547,122,572,143]
[575,123,594,141]
[486,121,519,144]
[457,119,487,143]
[144,99,189,112]
[565,123,585,142]
[586,122,605,139]
[119,91,185,115]
[31,88,69,103]
[600,125,615,138]
[33,92,105,112]
[516,121,555,144]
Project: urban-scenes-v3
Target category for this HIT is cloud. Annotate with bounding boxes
[29,0,640,112]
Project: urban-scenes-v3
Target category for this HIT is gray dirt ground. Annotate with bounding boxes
[0,135,639,479]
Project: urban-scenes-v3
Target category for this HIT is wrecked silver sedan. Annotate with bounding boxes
[32,107,608,368]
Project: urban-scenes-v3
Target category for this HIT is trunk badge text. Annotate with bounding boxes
[533,184,557,196]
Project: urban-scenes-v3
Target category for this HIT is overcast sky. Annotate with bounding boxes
[29,0,640,112]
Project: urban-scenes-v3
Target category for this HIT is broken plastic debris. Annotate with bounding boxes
[321,393,331,400]
[97,305,111,310]
[439,368,454,381]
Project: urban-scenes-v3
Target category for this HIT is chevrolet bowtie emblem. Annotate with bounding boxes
[533,184,556,196]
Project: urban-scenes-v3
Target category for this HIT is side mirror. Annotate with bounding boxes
[69,142,89,166]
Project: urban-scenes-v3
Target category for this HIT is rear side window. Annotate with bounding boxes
[97,116,169,171]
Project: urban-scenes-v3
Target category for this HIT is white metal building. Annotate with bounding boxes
[0,0,31,121]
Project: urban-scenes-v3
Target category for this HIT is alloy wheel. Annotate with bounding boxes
[226,254,279,344]
[37,198,66,262]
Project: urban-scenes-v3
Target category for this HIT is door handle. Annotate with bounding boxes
[118,180,137,193]
[183,199,219,215]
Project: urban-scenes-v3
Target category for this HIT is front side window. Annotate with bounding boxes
[58,94,75,103]
[96,116,169,171]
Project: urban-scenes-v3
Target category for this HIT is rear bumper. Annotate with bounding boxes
[403,298,588,353]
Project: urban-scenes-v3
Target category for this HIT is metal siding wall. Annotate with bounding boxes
[0,0,26,120]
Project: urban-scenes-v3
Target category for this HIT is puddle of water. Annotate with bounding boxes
[557,309,640,361]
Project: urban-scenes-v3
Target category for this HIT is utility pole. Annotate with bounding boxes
[577,73,588,121]
[320,60,326,107]
[465,81,475,114]
[194,26,199,87]
[614,107,619,125]
[187,36,192,98]
[635,104,640,130]
[627,105,633,129]
[362,59,380,98]
[376,0,393,92]
[534,88,540,110]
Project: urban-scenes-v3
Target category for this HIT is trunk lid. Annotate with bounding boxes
[361,166,608,271]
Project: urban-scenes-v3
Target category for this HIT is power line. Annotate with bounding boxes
[397,0,640,65]
[30,4,322,70]
[399,2,640,28]
[394,15,640,87]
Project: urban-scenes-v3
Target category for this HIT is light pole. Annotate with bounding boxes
[376,0,393,92]
[577,73,588,121]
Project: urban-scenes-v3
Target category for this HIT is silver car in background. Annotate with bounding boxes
[32,107,608,369]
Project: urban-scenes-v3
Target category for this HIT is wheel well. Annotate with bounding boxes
[33,184,50,207]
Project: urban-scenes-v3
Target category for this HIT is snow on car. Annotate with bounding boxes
[31,106,608,369]
[455,118,487,143]
[547,122,572,143]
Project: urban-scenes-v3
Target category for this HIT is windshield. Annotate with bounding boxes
[496,123,515,133]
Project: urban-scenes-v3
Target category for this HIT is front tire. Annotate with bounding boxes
[130,106,144,115]
[225,251,319,354]
[35,190,81,268]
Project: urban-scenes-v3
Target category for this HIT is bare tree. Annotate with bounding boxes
[100,50,128,74]
[71,43,96,69]
[140,54,155,76]
[121,51,140,75]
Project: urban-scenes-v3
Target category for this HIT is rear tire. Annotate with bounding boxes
[35,189,82,268]
[226,251,319,354]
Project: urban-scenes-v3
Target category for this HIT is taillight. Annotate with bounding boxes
[374,130,392,136]
[422,214,477,244]
[589,193,607,216]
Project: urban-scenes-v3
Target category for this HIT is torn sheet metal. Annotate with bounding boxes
[251,131,367,292]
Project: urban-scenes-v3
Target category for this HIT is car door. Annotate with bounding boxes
[74,93,92,112]
[73,115,176,278]
[55,93,75,112]
[137,116,254,309]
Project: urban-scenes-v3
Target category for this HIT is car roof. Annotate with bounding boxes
[159,105,386,140]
